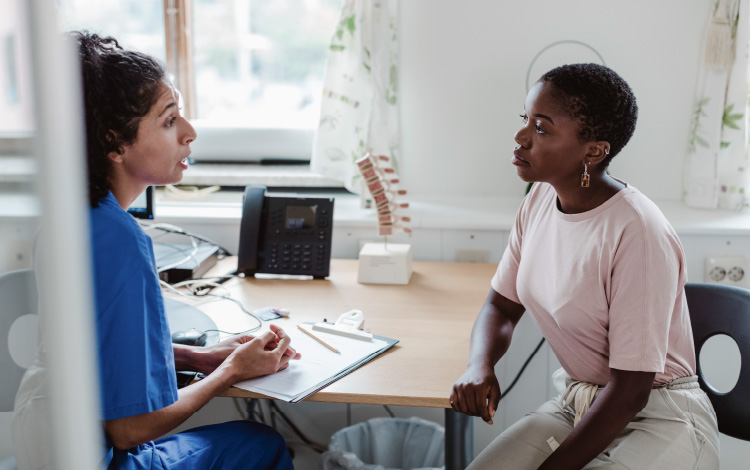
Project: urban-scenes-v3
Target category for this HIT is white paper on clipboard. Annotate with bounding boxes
[232,323,398,402]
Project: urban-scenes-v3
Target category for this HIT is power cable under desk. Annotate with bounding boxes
[499,337,546,401]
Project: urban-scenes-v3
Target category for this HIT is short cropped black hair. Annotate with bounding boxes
[68,31,167,207]
[539,63,638,167]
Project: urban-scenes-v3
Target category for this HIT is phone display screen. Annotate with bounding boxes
[285,205,316,230]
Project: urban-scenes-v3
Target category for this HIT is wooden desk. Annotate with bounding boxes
[199,258,497,468]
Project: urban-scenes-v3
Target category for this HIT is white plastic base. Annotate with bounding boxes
[357,242,413,285]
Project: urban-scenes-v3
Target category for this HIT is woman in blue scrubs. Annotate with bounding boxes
[76,31,299,469]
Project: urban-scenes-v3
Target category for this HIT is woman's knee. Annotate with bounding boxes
[213,421,293,468]
[225,420,287,449]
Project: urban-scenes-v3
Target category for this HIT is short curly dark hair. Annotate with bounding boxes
[68,31,167,207]
[539,63,638,167]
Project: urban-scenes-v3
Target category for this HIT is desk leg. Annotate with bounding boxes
[445,409,474,470]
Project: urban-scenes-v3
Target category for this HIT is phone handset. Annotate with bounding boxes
[237,185,267,275]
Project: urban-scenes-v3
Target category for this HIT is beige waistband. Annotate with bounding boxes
[560,381,602,427]
[560,375,699,427]
[659,375,699,390]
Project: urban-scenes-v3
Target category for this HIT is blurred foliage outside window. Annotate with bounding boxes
[55,0,341,129]
[193,0,340,128]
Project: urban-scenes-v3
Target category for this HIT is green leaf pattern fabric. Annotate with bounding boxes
[685,0,748,210]
[311,0,399,194]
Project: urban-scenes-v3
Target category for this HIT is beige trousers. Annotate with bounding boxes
[468,373,720,470]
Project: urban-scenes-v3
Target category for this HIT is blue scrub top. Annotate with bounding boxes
[89,192,178,466]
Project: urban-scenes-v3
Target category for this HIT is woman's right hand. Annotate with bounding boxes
[450,364,501,424]
[223,325,301,382]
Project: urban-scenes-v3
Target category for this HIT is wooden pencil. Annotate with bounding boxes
[297,324,340,353]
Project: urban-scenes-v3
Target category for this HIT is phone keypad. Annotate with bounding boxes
[258,198,333,277]
[265,242,328,272]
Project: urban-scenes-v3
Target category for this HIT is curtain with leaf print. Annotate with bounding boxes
[311,0,399,194]
[685,0,748,210]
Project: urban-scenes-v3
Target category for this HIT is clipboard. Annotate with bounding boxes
[233,321,398,403]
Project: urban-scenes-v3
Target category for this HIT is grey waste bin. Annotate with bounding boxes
[0,457,17,470]
[321,417,445,470]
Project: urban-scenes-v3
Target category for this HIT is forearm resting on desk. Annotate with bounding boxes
[173,327,299,376]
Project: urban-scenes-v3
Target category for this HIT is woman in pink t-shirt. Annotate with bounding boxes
[451,64,720,469]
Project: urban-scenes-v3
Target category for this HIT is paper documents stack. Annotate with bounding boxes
[233,323,398,402]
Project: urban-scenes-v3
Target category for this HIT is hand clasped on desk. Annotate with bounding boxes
[175,324,302,382]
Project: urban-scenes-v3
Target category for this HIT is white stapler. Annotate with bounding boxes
[313,310,373,341]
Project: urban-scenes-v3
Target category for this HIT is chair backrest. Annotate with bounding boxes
[684,283,750,441]
[0,269,37,412]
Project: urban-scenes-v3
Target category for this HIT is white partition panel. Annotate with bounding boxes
[27,0,101,468]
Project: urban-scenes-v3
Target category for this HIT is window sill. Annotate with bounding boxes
[3,159,750,237]
[0,156,36,183]
[179,162,344,188]
[152,190,523,231]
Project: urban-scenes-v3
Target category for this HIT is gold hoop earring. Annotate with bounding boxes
[581,161,590,188]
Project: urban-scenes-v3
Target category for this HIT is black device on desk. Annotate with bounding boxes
[127,185,154,219]
[237,185,334,279]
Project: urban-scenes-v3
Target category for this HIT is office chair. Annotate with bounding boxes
[684,283,750,441]
[0,268,37,470]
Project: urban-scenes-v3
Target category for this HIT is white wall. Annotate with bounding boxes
[399,0,712,202]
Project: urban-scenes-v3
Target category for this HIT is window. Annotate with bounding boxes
[192,0,340,128]
[56,0,342,163]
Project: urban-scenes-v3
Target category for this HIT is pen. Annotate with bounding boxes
[297,324,340,353]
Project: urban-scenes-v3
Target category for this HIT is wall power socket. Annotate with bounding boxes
[705,256,749,288]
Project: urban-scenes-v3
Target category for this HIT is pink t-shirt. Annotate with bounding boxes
[492,182,696,386]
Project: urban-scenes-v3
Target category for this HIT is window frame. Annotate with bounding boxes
[163,0,196,119]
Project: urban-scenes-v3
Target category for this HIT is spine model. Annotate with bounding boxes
[356,153,411,237]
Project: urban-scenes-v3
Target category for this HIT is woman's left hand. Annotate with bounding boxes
[185,327,298,375]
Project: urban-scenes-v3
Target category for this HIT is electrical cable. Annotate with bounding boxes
[159,279,262,334]
[141,220,237,293]
[268,401,327,453]
[203,327,259,336]
[141,218,238,293]
[247,399,266,424]
[252,400,265,423]
[498,337,546,401]
[175,274,238,296]
[139,220,231,279]
[383,405,395,418]
[154,239,200,273]
[233,398,248,420]
[138,221,233,256]
[171,278,233,296]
